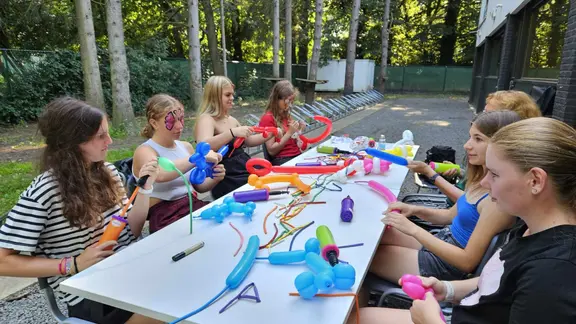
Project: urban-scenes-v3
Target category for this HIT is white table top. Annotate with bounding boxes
[61,141,418,324]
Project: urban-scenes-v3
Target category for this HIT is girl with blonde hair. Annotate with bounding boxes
[133,94,225,233]
[194,76,274,199]
[484,90,542,119]
[351,117,576,324]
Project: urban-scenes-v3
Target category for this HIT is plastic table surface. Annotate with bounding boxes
[60,142,418,324]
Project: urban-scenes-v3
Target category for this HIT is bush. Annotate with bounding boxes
[0,45,191,124]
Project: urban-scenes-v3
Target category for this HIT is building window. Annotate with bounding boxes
[524,0,569,79]
[488,36,502,76]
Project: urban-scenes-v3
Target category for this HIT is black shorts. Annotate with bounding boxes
[418,227,472,280]
[68,298,133,324]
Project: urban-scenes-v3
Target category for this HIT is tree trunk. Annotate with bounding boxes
[188,0,203,111]
[201,0,224,75]
[438,0,461,66]
[160,0,185,57]
[272,0,280,78]
[106,0,134,129]
[220,0,227,76]
[284,0,293,81]
[297,0,310,64]
[343,0,361,95]
[306,0,323,104]
[231,2,243,61]
[379,0,391,94]
[74,0,105,112]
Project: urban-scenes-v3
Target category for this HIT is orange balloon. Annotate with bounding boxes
[248,173,311,194]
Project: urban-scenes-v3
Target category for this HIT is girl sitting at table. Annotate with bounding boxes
[0,98,162,324]
[484,90,542,118]
[370,111,520,284]
[410,90,541,203]
[258,80,306,166]
[351,117,576,324]
[132,94,225,233]
[194,76,274,199]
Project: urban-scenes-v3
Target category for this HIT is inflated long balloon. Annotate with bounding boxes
[365,148,408,166]
[169,235,260,324]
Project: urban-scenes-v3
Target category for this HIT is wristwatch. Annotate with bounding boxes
[428,173,441,183]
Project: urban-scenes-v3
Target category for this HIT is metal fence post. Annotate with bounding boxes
[443,66,448,92]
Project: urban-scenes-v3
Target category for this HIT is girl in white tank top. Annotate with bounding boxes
[132,94,226,233]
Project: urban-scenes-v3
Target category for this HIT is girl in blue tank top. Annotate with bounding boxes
[370,111,522,283]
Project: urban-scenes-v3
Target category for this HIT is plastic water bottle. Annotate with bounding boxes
[378,134,386,150]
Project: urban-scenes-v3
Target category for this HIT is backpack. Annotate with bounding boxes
[425,145,456,164]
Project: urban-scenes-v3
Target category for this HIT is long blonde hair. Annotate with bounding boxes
[491,118,576,210]
[197,76,234,118]
[486,90,542,119]
[265,80,298,128]
[465,110,521,190]
[141,94,184,138]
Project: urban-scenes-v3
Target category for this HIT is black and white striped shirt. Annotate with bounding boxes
[0,163,137,306]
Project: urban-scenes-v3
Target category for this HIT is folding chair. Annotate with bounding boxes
[38,278,94,324]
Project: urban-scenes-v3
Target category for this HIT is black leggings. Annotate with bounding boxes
[68,299,133,324]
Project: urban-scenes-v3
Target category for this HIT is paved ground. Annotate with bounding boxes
[0,95,474,323]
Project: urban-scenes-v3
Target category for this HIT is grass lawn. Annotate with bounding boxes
[0,148,136,221]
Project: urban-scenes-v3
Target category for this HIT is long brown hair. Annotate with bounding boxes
[466,110,521,190]
[491,118,576,211]
[265,80,298,129]
[38,97,123,228]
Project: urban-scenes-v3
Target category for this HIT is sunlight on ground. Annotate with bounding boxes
[405,110,424,116]
[391,106,409,111]
[417,120,451,126]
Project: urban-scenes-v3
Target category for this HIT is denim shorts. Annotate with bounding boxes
[418,227,471,280]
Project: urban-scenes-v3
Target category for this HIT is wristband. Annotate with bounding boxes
[58,258,66,276]
[65,257,72,276]
[428,173,441,183]
[230,129,235,138]
[138,185,154,195]
[443,280,455,302]
[73,256,79,274]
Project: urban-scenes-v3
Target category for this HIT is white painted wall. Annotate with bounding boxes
[309,59,375,92]
[476,0,531,46]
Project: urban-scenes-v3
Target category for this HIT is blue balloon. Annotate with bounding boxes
[294,271,317,299]
[268,250,306,265]
[304,238,321,254]
[226,235,259,289]
[365,148,409,166]
[333,263,356,290]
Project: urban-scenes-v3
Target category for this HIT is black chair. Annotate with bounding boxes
[113,157,136,197]
[38,277,93,323]
[530,85,556,117]
[365,229,510,312]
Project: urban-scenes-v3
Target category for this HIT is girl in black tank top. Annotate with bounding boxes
[193,76,275,199]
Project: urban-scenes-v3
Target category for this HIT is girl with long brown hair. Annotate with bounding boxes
[351,117,576,324]
[258,80,306,165]
[369,111,520,284]
[0,98,162,324]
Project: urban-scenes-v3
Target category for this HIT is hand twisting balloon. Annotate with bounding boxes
[400,274,446,322]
